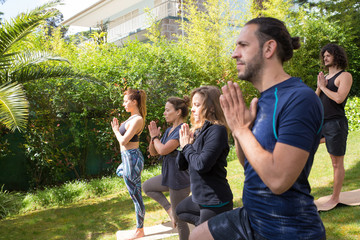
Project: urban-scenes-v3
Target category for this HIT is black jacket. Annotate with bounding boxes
[177,121,233,205]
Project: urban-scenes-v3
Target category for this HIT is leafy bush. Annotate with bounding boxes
[227,145,237,163]
[15,36,206,187]
[346,96,360,132]
[2,0,360,191]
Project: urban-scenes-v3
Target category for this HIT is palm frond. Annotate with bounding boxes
[9,50,70,73]
[0,0,61,56]
[0,69,9,84]
[0,52,16,71]
[11,65,106,87]
[0,82,29,132]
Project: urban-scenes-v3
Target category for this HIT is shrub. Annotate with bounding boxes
[346,96,360,132]
[0,186,23,219]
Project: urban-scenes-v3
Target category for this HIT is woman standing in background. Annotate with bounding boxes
[111,89,147,239]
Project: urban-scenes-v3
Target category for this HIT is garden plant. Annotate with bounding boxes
[0,0,360,239]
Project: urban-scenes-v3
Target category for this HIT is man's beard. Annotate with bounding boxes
[325,62,333,68]
[238,50,263,83]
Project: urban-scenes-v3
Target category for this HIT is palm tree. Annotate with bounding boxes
[0,0,91,132]
[0,82,29,131]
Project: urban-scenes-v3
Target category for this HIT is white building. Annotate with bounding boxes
[62,0,188,45]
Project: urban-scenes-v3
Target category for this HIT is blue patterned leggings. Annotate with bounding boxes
[117,148,145,228]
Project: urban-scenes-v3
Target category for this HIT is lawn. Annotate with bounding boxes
[0,131,359,240]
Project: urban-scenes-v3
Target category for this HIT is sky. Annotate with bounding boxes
[1,0,99,34]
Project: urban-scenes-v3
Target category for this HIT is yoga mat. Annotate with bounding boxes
[116,221,195,240]
[314,189,360,211]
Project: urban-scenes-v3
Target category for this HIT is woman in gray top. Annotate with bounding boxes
[143,96,191,240]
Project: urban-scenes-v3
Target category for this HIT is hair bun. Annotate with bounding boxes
[183,95,190,106]
[291,37,301,50]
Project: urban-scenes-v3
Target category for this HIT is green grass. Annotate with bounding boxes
[0,132,359,240]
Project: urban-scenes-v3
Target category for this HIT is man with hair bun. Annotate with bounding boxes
[189,17,326,240]
[316,43,353,210]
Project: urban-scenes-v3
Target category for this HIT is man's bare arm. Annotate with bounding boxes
[318,72,352,104]
[233,127,308,194]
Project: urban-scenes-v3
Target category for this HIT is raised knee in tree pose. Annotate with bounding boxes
[112,88,147,240]
[143,96,191,240]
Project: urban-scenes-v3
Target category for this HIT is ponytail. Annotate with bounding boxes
[138,90,147,127]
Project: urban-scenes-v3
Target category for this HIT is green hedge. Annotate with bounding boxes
[346,96,360,132]
[2,0,360,190]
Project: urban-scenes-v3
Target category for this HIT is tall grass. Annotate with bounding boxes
[0,186,23,219]
[0,165,161,218]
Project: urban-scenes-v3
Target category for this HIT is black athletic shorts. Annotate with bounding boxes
[208,207,266,240]
[208,207,327,240]
[322,117,348,156]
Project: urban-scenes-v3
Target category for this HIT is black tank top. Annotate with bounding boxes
[119,115,140,142]
[319,70,347,120]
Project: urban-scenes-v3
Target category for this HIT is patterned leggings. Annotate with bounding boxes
[117,148,145,228]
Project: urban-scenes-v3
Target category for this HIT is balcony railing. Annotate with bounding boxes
[108,1,179,43]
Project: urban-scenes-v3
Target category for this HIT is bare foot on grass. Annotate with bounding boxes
[117,228,144,240]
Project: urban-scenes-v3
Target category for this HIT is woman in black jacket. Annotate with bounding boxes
[176,86,233,226]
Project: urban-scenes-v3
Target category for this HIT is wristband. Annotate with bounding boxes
[151,136,159,142]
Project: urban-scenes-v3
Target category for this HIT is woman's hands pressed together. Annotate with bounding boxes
[179,123,194,149]
[111,117,120,133]
[148,121,161,139]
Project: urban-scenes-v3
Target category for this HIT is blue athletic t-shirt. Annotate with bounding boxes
[243,77,326,240]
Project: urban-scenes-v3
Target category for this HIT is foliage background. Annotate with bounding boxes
[0,0,360,190]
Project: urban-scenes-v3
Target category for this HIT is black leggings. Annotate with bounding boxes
[176,195,233,226]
